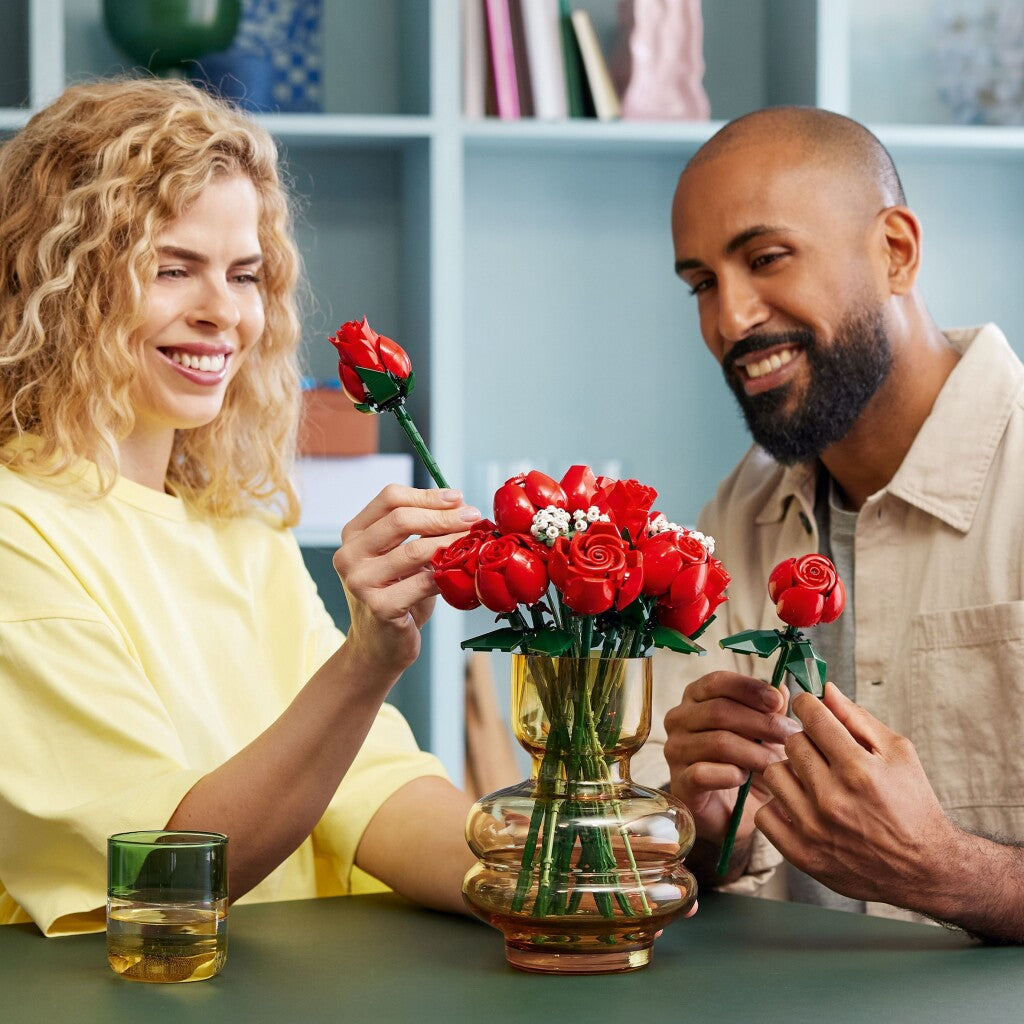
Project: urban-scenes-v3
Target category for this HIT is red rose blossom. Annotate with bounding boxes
[559,464,601,514]
[329,316,412,406]
[475,534,549,613]
[654,554,730,638]
[768,554,845,628]
[430,520,497,611]
[493,471,567,534]
[548,522,643,615]
[638,530,711,600]
[596,478,658,542]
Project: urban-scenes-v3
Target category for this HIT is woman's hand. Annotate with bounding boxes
[333,485,481,685]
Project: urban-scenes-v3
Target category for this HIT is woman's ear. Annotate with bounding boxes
[877,205,922,296]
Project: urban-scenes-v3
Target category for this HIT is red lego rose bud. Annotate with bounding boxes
[329,316,412,406]
[493,471,567,535]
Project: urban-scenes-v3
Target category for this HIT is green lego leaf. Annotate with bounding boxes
[460,628,526,652]
[785,640,826,696]
[651,625,706,656]
[522,629,576,656]
[355,366,404,405]
[719,629,782,658]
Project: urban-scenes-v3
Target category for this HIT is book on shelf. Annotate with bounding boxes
[570,9,621,121]
[508,0,535,117]
[465,0,617,121]
[558,0,603,118]
[519,0,568,120]
[484,0,521,119]
[558,0,587,117]
[462,0,488,118]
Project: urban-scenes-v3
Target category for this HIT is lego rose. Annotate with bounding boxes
[329,316,412,407]
[655,557,730,638]
[475,534,549,614]
[329,317,448,488]
[598,477,658,543]
[430,521,496,611]
[548,522,643,615]
[768,553,846,627]
[716,552,846,875]
[493,470,567,534]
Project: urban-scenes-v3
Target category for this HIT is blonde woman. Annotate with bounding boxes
[0,78,477,935]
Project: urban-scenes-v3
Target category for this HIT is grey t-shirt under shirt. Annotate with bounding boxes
[784,473,866,913]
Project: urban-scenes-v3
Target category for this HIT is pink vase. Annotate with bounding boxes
[611,0,711,120]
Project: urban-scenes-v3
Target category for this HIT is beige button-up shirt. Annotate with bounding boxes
[637,323,1024,923]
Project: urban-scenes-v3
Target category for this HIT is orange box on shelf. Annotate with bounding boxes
[297,386,378,456]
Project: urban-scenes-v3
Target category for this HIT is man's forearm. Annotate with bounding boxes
[918,829,1024,943]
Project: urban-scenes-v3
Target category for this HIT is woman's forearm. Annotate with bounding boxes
[166,640,401,899]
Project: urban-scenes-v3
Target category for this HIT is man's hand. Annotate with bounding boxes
[333,485,480,685]
[756,683,958,908]
[664,670,801,853]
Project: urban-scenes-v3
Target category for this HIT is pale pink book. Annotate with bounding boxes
[485,0,521,119]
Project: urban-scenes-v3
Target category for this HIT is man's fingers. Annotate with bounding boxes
[686,671,787,713]
[683,694,801,747]
[820,682,891,753]
[789,688,866,765]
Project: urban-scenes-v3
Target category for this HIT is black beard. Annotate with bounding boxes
[723,308,893,465]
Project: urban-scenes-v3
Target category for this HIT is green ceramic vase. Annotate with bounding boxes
[103,0,242,74]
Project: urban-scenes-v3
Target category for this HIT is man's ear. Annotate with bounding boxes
[877,205,922,296]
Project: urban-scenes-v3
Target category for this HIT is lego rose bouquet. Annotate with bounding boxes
[430,464,727,938]
[431,465,729,661]
[328,318,725,947]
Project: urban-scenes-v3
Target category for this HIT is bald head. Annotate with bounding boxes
[686,107,905,208]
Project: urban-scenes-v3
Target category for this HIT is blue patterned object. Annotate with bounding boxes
[193,0,322,113]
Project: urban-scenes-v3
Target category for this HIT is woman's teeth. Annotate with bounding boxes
[169,351,226,372]
[744,347,796,380]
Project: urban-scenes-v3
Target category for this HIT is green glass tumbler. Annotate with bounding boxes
[107,830,229,983]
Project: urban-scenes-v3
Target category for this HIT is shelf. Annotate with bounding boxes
[257,114,436,146]
[0,109,30,132]
[873,123,1024,156]
[461,117,719,154]
[293,454,414,542]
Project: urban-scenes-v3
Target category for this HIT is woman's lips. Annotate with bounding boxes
[158,347,231,386]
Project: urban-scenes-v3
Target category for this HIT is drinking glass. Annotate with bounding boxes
[107,830,228,983]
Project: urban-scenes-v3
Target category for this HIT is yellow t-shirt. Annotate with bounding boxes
[0,454,445,935]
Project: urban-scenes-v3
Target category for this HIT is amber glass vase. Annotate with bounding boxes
[463,654,697,974]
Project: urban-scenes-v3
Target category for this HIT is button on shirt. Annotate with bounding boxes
[636,323,1024,925]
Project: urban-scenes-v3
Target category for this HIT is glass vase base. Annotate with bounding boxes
[505,941,651,975]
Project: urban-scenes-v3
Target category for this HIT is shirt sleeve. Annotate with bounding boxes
[0,614,207,935]
[311,704,448,889]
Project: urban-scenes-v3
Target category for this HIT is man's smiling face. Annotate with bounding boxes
[672,139,894,463]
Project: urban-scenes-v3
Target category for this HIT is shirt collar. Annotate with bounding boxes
[751,324,1023,533]
[753,456,816,526]
[883,323,1023,533]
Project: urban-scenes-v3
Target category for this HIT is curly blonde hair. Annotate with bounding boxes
[0,77,302,524]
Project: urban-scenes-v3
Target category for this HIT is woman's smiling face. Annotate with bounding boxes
[127,173,265,444]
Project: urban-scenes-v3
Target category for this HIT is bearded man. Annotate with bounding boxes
[635,106,1024,943]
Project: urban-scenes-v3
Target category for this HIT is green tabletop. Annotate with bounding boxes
[3,892,1020,1024]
